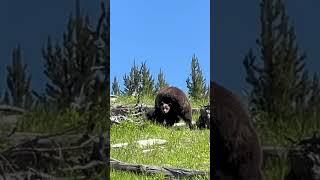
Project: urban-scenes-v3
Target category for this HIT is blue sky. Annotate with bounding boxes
[213,1,320,94]
[110,0,210,93]
[0,0,101,93]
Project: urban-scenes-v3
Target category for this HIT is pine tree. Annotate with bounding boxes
[81,1,108,108]
[5,45,34,109]
[66,1,109,145]
[243,0,309,120]
[186,54,206,99]
[155,69,169,92]
[112,76,121,95]
[123,61,141,96]
[139,61,154,96]
[42,37,73,107]
[42,2,105,109]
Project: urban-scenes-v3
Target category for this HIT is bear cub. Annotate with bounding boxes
[196,105,210,129]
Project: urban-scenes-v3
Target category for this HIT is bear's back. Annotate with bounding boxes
[156,87,190,109]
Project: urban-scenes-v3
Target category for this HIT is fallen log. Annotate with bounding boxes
[1,170,85,180]
[110,158,209,178]
[0,170,59,180]
[0,105,27,114]
[1,132,84,147]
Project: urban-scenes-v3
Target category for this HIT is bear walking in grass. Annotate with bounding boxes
[212,81,263,180]
[196,105,210,129]
[147,86,194,129]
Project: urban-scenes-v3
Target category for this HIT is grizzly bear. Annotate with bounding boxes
[147,86,194,129]
[212,81,263,180]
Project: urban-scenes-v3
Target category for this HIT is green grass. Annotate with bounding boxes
[5,92,314,179]
[257,112,320,147]
[189,98,210,109]
[113,95,155,106]
[256,111,320,179]
[110,118,210,178]
[15,106,108,134]
[111,170,209,180]
[16,109,86,133]
[111,95,209,178]
[263,157,289,180]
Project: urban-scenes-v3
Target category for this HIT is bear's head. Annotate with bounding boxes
[160,101,171,114]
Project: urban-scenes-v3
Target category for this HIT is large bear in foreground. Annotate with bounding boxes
[212,81,263,180]
[147,86,194,129]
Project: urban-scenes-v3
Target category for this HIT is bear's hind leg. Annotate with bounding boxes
[181,111,194,129]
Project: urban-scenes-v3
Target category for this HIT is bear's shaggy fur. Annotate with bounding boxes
[196,105,210,129]
[212,81,263,180]
[147,86,193,129]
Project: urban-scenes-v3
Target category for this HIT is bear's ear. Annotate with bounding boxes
[168,102,172,106]
[161,101,164,105]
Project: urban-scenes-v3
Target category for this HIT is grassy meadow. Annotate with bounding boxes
[110,95,210,179]
[3,93,319,179]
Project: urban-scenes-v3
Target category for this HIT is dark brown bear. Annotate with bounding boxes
[196,105,210,129]
[147,86,193,129]
[212,81,263,180]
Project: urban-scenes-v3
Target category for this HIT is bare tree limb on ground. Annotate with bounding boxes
[0,105,27,114]
[110,157,209,178]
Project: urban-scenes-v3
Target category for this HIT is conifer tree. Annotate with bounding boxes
[243,0,309,120]
[112,76,121,95]
[186,54,206,99]
[155,69,169,92]
[123,61,141,96]
[5,45,34,109]
[139,61,154,96]
[42,2,106,109]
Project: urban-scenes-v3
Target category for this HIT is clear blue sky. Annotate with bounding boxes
[110,0,210,93]
[213,1,320,94]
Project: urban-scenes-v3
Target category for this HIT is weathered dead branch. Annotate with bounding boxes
[0,128,107,179]
[110,157,209,178]
[0,105,27,114]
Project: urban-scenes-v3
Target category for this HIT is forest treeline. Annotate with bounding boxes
[111,55,209,100]
[1,1,108,114]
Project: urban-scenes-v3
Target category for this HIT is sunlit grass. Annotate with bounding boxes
[110,118,210,178]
